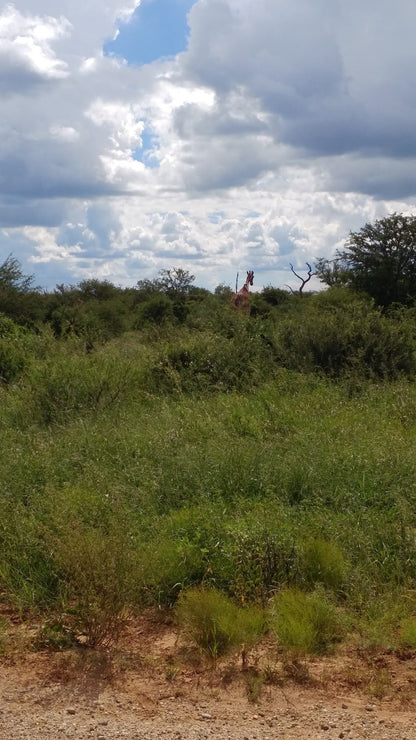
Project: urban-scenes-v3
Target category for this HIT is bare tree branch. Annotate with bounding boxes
[289,262,315,296]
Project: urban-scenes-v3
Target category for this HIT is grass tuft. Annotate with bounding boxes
[270,587,345,655]
[176,587,266,660]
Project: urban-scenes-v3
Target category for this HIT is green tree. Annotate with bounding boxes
[214,283,232,298]
[315,258,350,288]
[77,279,119,301]
[136,268,195,299]
[136,268,195,324]
[0,254,35,293]
[138,294,174,325]
[0,255,44,325]
[157,267,195,297]
[320,213,416,307]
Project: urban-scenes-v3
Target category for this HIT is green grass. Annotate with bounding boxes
[176,587,266,659]
[270,587,345,655]
[1,325,416,650]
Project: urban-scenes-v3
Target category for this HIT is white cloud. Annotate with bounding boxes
[86,98,144,151]
[0,3,71,91]
[1,0,416,291]
[49,125,80,142]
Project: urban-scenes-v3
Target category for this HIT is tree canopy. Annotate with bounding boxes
[0,254,36,294]
[317,213,416,307]
[136,267,195,298]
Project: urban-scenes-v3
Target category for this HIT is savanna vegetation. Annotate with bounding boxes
[2,214,416,664]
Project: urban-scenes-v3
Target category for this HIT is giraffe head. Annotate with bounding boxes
[246,270,254,286]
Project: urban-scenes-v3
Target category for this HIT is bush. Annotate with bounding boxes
[277,289,416,379]
[300,539,347,594]
[50,517,140,647]
[137,294,174,326]
[20,348,142,425]
[399,617,416,650]
[148,328,272,395]
[0,340,26,383]
[223,527,298,604]
[0,500,60,609]
[176,587,266,659]
[270,587,344,655]
[0,314,30,383]
[142,537,208,607]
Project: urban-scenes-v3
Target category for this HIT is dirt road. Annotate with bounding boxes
[1,614,416,739]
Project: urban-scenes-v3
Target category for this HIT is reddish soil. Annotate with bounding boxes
[1,610,416,739]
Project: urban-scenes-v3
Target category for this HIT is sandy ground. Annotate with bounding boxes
[1,611,416,739]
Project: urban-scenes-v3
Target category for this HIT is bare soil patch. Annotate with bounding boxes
[1,610,416,739]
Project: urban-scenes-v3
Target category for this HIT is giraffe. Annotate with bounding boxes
[230,270,254,312]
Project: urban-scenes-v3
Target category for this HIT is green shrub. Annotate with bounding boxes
[33,618,76,651]
[26,483,144,646]
[224,527,298,604]
[0,340,26,383]
[260,287,291,307]
[148,328,272,395]
[399,617,416,649]
[21,349,142,425]
[142,537,208,607]
[0,502,60,609]
[277,290,416,379]
[0,314,30,382]
[270,587,344,655]
[300,539,347,593]
[356,599,402,651]
[176,587,266,659]
[0,313,27,339]
[50,520,140,647]
[137,294,174,326]
[245,672,265,702]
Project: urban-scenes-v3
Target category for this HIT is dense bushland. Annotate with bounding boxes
[1,270,416,656]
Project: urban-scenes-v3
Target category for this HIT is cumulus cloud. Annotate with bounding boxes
[0,4,71,93]
[2,0,416,290]
[181,0,416,193]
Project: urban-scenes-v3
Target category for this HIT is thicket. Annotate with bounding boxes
[1,261,416,657]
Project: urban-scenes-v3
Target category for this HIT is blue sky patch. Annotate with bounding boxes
[132,129,160,168]
[208,211,226,224]
[104,0,196,66]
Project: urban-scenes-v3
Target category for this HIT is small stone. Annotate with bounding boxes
[320,723,330,731]
[365,704,375,712]
[341,703,348,709]
[200,713,212,720]
[67,708,76,715]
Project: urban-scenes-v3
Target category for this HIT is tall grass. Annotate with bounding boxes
[270,587,345,655]
[176,587,266,659]
[1,319,416,648]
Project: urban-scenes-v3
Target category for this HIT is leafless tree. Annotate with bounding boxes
[286,262,315,296]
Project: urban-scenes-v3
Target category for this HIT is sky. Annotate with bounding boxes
[1,0,416,292]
